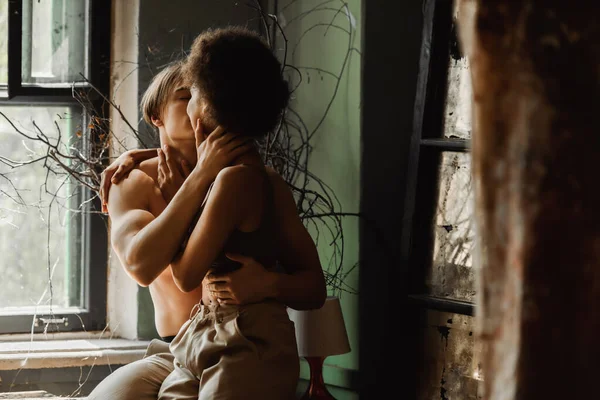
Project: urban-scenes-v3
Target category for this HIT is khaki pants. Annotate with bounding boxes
[158,300,300,400]
[87,339,174,400]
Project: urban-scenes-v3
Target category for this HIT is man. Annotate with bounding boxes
[89,55,325,398]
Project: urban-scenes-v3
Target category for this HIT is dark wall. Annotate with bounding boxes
[359,0,424,397]
[135,0,263,148]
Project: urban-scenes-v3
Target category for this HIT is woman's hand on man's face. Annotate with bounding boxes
[192,119,254,181]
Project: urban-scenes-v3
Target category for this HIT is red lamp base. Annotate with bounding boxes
[300,356,335,400]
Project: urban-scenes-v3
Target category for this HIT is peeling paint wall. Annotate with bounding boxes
[430,152,475,302]
[415,310,483,400]
[426,5,476,304]
[416,4,481,398]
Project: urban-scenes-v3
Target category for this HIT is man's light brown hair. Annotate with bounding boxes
[140,60,185,130]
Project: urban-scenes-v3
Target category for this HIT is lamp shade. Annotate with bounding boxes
[287,296,351,358]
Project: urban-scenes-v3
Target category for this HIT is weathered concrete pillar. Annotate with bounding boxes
[456,1,600,399]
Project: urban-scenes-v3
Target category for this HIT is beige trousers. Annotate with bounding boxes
[87,339,174,400]
[158,300,300,400]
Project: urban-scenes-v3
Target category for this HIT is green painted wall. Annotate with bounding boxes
[277,0,361,397]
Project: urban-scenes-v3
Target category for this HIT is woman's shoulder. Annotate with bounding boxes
[211,165,270,212]
[215,164,267,188]
[264,166,287,188]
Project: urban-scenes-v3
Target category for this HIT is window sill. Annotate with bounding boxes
[0,333,151,371]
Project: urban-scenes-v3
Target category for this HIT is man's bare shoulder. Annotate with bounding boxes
[107,168,157,212]
[116,168,155,190]
[137,158,159,182]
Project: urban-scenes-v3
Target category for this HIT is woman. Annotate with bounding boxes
[151,27,324,399]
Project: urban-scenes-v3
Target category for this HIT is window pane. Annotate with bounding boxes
[21,0,89,86]
[0,106,84,313]
[0,0,7,85]
[428,152,475,302]
[442,22,472,140]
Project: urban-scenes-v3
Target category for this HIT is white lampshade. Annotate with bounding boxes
[287,296,351,358]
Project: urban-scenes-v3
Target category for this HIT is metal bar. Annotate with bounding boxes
[400,0,437,271]
[421,138,470,151]
[89,0,110,99]
[271,0,278,52]
[7,0,22,99]
[16,86,77,97]
[408,294,475,316]
[0,95,79,104]
[20,0,31,83]
[421,0,453,140]
[84,0,111,331]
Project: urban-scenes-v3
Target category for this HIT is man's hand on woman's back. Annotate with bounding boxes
[202,253,276,305]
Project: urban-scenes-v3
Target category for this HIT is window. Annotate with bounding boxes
[407,0,475,315]
[0,0,110,334]
[405,1,483,396]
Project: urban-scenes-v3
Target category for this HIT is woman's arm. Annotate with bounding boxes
[203,169,327,310]
[169,167,259,292]
[260,169,327,309]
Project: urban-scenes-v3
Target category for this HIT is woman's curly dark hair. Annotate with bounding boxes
[183,26,289,138]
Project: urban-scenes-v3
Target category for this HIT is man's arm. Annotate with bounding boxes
[108,168,213,286]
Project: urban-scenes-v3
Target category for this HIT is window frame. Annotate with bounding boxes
[0,0,111,334]
[405,0,475,316]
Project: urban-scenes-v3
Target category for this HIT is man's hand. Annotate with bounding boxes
[192,119,254,182]
[99,148,157,213]
[157,145,192,203]
[202,253,276,305]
